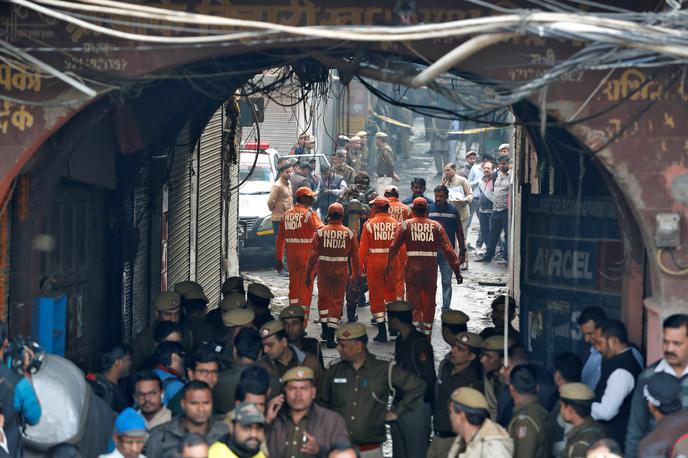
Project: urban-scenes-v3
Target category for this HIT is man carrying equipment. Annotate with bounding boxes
[275,186,323,319]
[306,203,361,348]
[386,197,463,337]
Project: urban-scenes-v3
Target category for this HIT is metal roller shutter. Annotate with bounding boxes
[260,98,301,154]
[131,169,151,338]
[167,122,193,290]
[196,107,224,307]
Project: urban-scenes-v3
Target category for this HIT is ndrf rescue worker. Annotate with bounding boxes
[306,203,360,348]
[359,196,401,342]
[383,185,409,301]
[386,197,462,337]
[275,187,323,320]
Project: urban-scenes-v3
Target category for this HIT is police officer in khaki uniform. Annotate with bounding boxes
[559,383,605,458]
[507,364,550,458]
[428,332,484,458]
[317,323,425,458]
[258,320,322,383]
[440,310,470,346]
[221,276,245,296]
[132,291,192,371]
[447,387,513,458]
[387,301,436,458]
[279,305,323,368]
[174,280,214,344]
[247,283,275,329]
[480,335,513,421]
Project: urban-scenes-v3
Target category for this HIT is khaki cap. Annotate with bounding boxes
[335,322,366,340]
[154,291,182,312]
[259,320,284,338]
[247,283,274,299]
[281,366,314,384]
[481,335,515,352]
[375,132,388,139]
[222,308,255,327]
[560,383,595,401]
[221,276,245,295]
[279,305,305,320]
[451,387,489,410]
[349,135,361,142]
[442,310,470,325]
[182,288,209,303]
[386,301,413,313]
[220,293,246,311]
[174,281,204,296]
[499,143,510,150]
[454,332,483,350]
[355,130,368,137]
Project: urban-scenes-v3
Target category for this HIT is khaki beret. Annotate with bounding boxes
[454,332,483,350]
[182,288,209,303]
[375,132,388,139]
[335,322,366,341]
[222,308,255,327]
[259,320,284,338]
[281,366,314,384]
[174,281,204,296]
[442,310,470,325]
[247,283,274,300]
[221,276,245,295]
[386,301,413,313]
[451,387,489,410]
[560,383,595,401]
[279,305,305,320]
[154,291,182,311]
[220,293,246,311]
[481,335,515,352]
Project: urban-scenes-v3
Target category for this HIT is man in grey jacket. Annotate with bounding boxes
[625,313,688,457]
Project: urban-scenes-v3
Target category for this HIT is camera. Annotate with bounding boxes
[5,337,46,375]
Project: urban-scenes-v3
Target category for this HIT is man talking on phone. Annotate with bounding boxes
[266,366,349,457]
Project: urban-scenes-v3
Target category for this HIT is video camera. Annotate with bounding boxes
[5,336,46,375]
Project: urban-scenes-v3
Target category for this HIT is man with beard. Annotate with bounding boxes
[428,332,484,458]
[133,371,171,429]
[266,367,349,457]
[258,320,322,383]
[146,381,227,457]
[209,402,267,458]
[279,305,323,368]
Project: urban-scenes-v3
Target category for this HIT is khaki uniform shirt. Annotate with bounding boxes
[259,345,323,385]
[448,418,514,458]
[332,163,355,185]
[316,352,425,446]
[483,372,502,421]
[507,398,551,458]
[563,417,605,458]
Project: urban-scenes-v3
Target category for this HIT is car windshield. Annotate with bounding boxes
[239,163,274,183]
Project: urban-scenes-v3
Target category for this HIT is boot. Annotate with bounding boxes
[320,323,327,340]
[373,322,388,342]
[389,327,399,337]
[325,326,337,349]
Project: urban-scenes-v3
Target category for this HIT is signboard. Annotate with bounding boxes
[521,195,623,366]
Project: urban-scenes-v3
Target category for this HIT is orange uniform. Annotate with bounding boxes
[360,213,401,324]
[387,215,461,337]
[306,222,360,329]
[275,204,323,319]
[387,196,410,299]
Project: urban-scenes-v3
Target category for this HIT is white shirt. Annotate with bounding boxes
[99,449,147,458]
[0,427,8,454]
[655,358,688,377]
[591,348,636,421]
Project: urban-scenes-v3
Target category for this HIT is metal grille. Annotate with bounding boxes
[167,122,193,290]
[131,168,150,338]
[196,107,224,307]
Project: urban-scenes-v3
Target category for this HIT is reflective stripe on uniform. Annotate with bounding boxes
[428,212,456,218]
[407,251,436,257]
[290,298,299,304]
[369,248,389,254]
[286,238,312,244]
[319,255,348,262]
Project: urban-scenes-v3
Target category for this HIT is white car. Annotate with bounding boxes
[238,142,280,250]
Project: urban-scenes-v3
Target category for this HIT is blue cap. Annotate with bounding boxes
[115,408,147,437]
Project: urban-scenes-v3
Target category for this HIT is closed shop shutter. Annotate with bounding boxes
[167,122,193,290]
[131,168,151,338]
[196,107,224,307]
[259,98,301,154]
